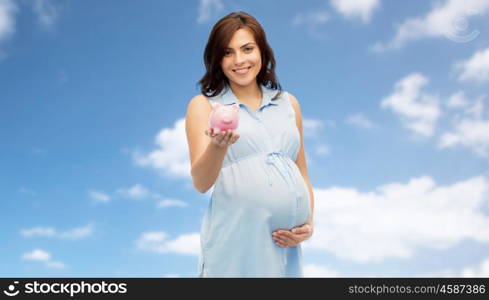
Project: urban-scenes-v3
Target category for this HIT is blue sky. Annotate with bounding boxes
[1,0,489,277]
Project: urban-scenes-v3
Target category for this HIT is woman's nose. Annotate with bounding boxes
[234,52,245,65]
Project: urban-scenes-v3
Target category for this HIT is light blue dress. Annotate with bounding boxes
[198,83,311,277]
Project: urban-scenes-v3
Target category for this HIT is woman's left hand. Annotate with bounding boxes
[272,223,314,248]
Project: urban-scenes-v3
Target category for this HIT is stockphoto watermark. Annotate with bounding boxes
[444,8,481,43]
[2,280,127,297]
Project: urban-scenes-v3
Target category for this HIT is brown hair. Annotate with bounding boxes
[197,11,282,99]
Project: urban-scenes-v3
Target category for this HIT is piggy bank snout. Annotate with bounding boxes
[209,107,238,130]
[221,115,232,123]
[219,112,236,123]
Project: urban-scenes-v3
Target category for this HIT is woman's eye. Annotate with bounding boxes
[224,47,252,56]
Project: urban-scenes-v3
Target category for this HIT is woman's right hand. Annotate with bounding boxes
[205,128,240,148]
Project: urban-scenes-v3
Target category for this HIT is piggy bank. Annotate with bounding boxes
[208,102,239,134]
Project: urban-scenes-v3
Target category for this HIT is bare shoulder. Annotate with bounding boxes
[186,94,211,115]
[188,94,210,106]
[286,92,301,113]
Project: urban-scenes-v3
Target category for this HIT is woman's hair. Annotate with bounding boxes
[198,11,282,99]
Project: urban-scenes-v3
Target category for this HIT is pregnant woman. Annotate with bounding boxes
[185,11,315,277]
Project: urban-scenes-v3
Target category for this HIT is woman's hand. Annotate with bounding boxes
[205,128,240,148]
[272,223,314,248]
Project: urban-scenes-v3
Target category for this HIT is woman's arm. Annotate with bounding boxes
[288,93,315,227]
[185,95,229,193]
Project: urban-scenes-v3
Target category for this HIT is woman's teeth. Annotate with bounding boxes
[233,67,251,74]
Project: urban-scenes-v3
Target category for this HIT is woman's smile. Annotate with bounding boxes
[233,66,252,75]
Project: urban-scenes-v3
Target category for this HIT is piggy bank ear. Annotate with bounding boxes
[232,103,239,110]
[211,102,221,110]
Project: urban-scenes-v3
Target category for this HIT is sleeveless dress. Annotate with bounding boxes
[198,83,311,277]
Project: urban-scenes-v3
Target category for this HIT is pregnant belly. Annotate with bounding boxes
[216,159,310,230]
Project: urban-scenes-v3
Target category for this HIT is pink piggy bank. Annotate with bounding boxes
[208,102,239,134]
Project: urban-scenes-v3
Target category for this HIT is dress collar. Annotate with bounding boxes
[220,84,279,109]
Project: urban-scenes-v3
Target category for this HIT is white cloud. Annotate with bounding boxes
[292,10,330,26]
[315,144,330,156]
[197,0,223,24]
[88,190,111,203]
[447,91,471,109]
[439,92,489,157]
[45,260,65,269]
[455,47,489,83]
[302,118,325,138]
[20,224,94,240]
[371,0,489,51]
[21,227,56,237]
[447,92,485,119]
[381,73,440,137]
[303,175,489,263]
[136,231,200,255]
[58,224,93,239]
[304,263,341,277]
[22,249,50,261]
[346,113,376,129]
[418,257,489,277]
[157,198,188,209]
[464,96,486,119]
[330,0,380,22]
[439,119,489,157]
[133,118,190,179]
[32,0,59,30]
[22,249,66,269]
[116,184,150,200]
[292,8,330,40]
[0,0,16,44]
[300,118,331,156]
[460,258,489,277]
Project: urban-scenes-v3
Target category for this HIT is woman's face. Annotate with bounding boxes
[220,28,262,88]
